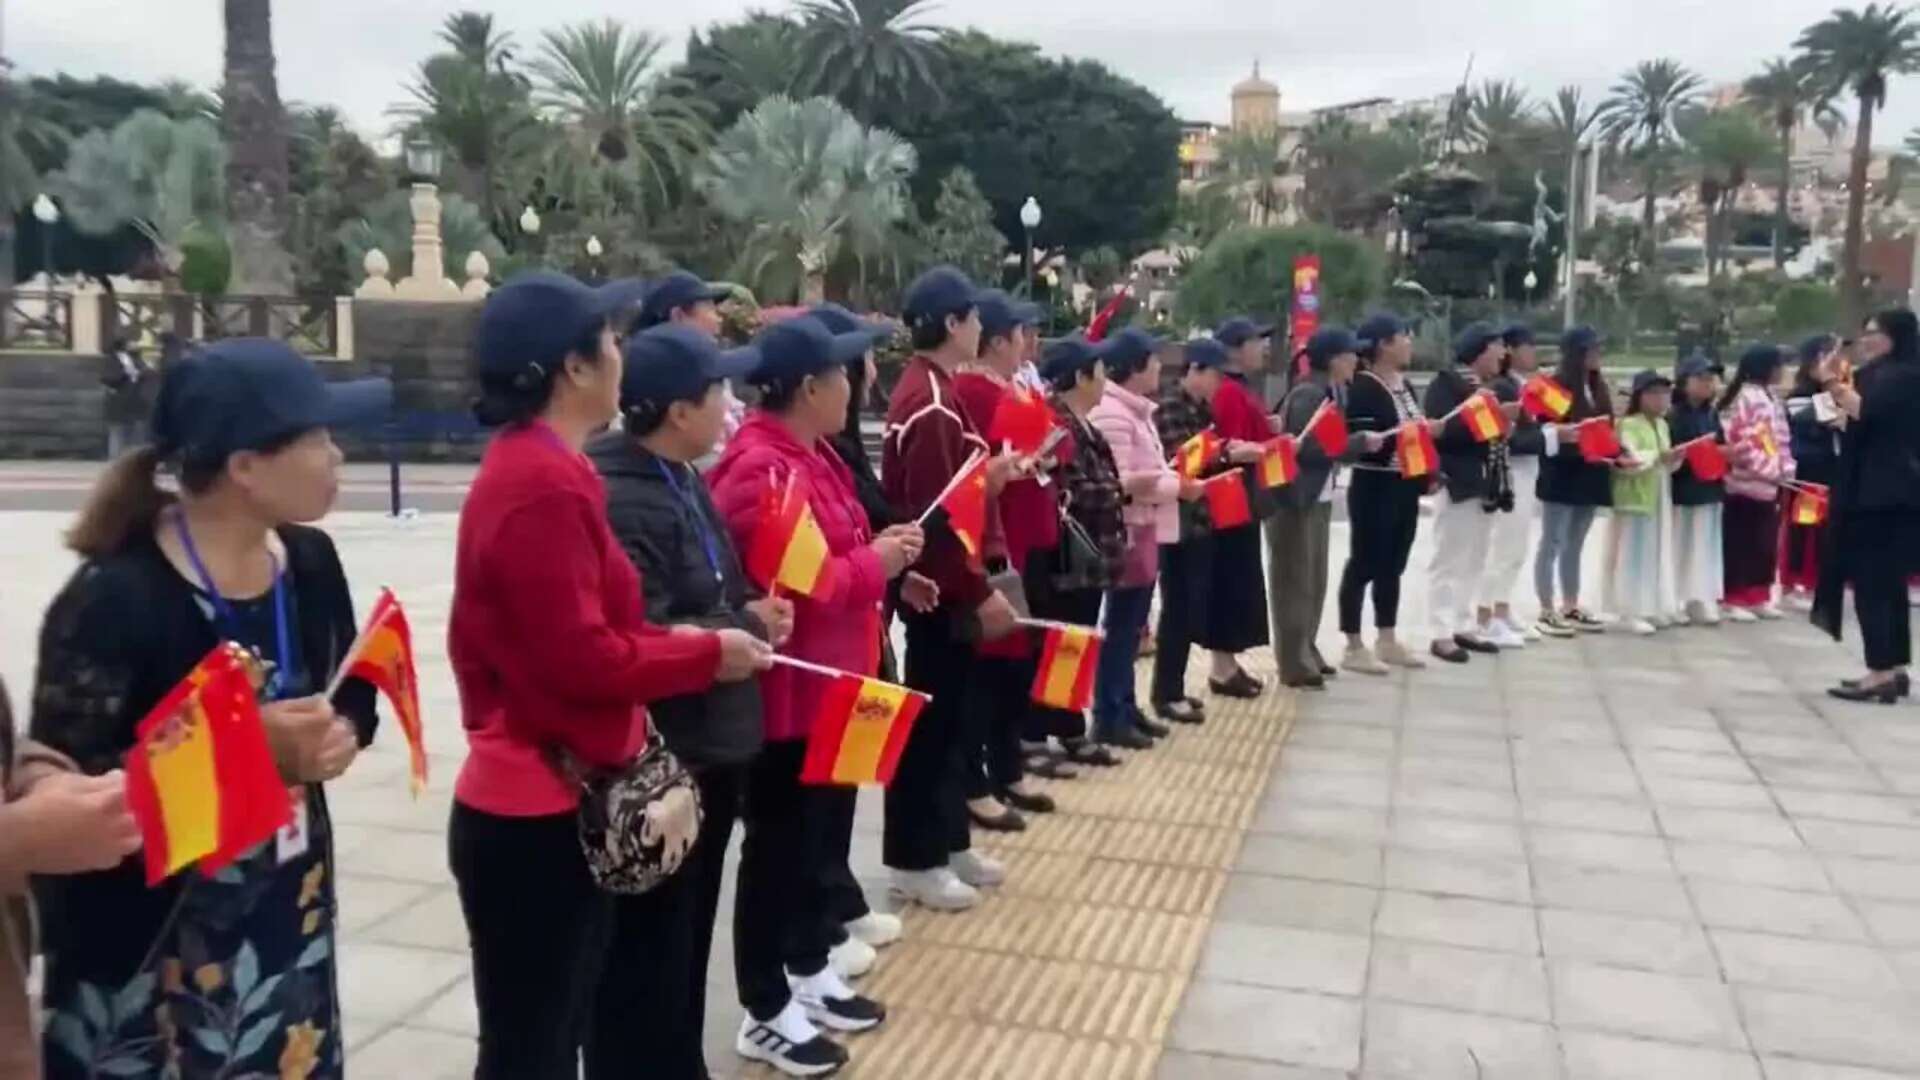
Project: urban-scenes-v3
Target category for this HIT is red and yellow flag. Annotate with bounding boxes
[1756,422,1780,462]
[1030,623,1102,711]
[1258,436,1299,489]
[800,673,928,786]
[747,469,836,599]
[1683,437,1729,482]
[1176,428,1224,479]
[1521,375,1574,421]
[1791,483,1830,526]
[1203,472,1253,528]
[1398,421,1438,479]
[935,452,991,565]
[988,385,1055,455]
[1577,418,1623,462]
[341,588,427,795]
[1460,393,1512,443]
[124,645,290,885]
[1303,399,1349,457]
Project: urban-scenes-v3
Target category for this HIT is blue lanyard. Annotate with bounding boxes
[656,460,724,584]
[172,512,296,699]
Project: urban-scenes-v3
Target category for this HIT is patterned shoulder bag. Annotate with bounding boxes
[548,726,703,895]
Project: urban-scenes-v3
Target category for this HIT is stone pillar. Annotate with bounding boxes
[392,184,461,301]
[334,296,355,360]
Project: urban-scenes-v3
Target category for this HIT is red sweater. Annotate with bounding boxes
[883,355,992,612]
[952,370,1057,570]
[450,422,722,817]
[1211,371,1273,442]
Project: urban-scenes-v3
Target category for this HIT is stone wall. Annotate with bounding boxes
[0,351,108,458]
[331,299,485,463]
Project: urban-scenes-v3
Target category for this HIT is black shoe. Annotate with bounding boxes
[1282,674,1328,691]
[1431,641,1470,664]
[1840,672,1911,697]
[1154,699,1205,724]
[1454,633,1500,655]
[794,985,887,1034]
[1208,670,1264,698]
[737,1013,849,1077]
[968,803,1027,832]
[1063,738,1123,766]
[1024,752,1079,780]
[1096,728,1154,750]
[1828,680,1905,704]
[1000,787,1056,814]
[1134,715,1172,739]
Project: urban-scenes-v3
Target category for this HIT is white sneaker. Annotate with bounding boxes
[888,867,978,911]
[1691,602,1722,627]
[788,966,887,1033]
[1503,616,1542,643]
[949,849,1006,889]
[1783,592,1815,613]
[846,911,903,948]
[1342,645,1390,675]
[829,934,875,980]
[1649,613,1676,630]
[1755,603,1785,621]
[736,1000,847,1077]
[1484,621,1528,649]
[1723,605,1759,624]
[1622,618,1658,636]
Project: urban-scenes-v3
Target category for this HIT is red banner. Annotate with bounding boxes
[1289,255,1322,376]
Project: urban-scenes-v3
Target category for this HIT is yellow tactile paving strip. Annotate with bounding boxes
[779,659,1296,1080]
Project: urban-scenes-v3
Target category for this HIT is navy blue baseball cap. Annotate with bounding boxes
[1356,313,1409,355]
[477,271,645,385]
[1104,326,1165,370]
[751,315,884,388]
[637,270,731,329]
[807,302,893,344]
[1214,317,1276,347]
[976,290,1043,342]
[151,338,391,465]
[902,265,987,331]
[1038,333,1113,384]
[1502,324,1536,348]
[1306,327,1363,370]
[1183,337,1231,371]
[620,324,759,414]
[1454,322,1503,364]
[1562,324,1602,355]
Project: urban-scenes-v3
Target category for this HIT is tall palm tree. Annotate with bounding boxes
[1203,127,1290,225]
[222,0,294,293]
[1743,57,1841,267]
[794,0,944,122]
[1797,3,1920,321]
[1469,80,1533,146]
[396,11,544,235]
[1684,108,1775,279]
[1599,58,1706,267]
[1543,86,1601,161]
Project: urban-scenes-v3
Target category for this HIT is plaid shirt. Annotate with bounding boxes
[1155,387,1214,457]
[1051,399,1128,588]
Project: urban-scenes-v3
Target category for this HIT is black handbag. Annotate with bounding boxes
[1048,507,1108,593]
[549,727,703,895]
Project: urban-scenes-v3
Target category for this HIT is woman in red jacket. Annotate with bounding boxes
[447,272,771,1080]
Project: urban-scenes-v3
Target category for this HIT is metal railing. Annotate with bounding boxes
[99,293,338,355]
[0,291,75,350]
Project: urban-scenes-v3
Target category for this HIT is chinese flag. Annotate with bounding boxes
[1521,375,1574,421]
[1792,483,1830,526]
[1577,418,1622,462]
[1460,394,1512,443]
[1303,399,1349,457]
[1398,421,1438,479]
[988,385,1055,455]
[1258,436,1299,489]
[341,588,428,795]
[1683,438,1729,482]
[1203,472,1253,528]
[1176,429,1224,479]
[800,673,928,786]
[1030,624,1102,711]
[747,469,836,598]
[935,453,991,565]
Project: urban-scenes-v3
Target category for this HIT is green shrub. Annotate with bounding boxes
[178,224,232,296]
[1171,225,1383,337]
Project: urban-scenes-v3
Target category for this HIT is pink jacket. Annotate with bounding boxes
[1089,382,1182,545]
[708,412,890,741]
[1720,384,1796,502]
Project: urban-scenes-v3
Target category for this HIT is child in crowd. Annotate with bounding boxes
[1606,371,1678,634]
[1669,354,1727,626]
[1782,334,1844,610]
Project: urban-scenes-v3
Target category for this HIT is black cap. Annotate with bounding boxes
[752,315,885,388]
[1502,324,1535,348]
[1039,333,1113,385]
[152,338,391,465]
[1631,368,1673,397]
[1356,314,1408,355]
[1183,337,1231,371]
[807,303,892,343]
[477,271,643,384]
[1214,317,1276,347]
[620,324,759,414]
[1562,324,1602,355]
[1306,327,1363,370]
[1676,352,1723,381]
[1104,326,1165,371]
[903,265,987,331]
[1454,322,1503,365]
[637,270,731,329]
[976,290,1042,342]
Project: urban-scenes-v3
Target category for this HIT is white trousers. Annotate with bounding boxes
[1430,493,1498,642]
[1480,457,1540,611]
[1673,503,1725,609]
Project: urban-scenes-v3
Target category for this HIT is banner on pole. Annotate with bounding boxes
[1289,255,1322,375]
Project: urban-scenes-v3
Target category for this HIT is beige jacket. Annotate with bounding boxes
[2,680,76,1080]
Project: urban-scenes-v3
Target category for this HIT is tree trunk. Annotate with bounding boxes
[1640,159,1659,270]
[1842,95,1874,326]
[223,0,296,295]
[1773,127,1792,268]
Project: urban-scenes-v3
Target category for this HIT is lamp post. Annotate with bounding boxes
[519,205,542,268]
[1019,196,1042,298]
[395,136,457,300]
[31,193,58,286]
[585,235,603,282]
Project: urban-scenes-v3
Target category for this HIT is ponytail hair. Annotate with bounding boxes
[66,446,174,558]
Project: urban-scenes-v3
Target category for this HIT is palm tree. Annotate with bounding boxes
[1543,86,1601,161]
[1742,57,1841,267]
[396,12,545,236]
[55,110,228,275]
[1469,80,1533,147]
[1599,59,1706,267]
[698,95,917,302]
[1684,108,1775,279]
[1797,3,1920,321]
[794,0,944,122]
[222,0,294,293]
[1203,127,1290,225]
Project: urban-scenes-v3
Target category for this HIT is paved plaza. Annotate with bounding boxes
[4,478,1920,1078]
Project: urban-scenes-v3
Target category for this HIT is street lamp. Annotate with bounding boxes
[585,235,604,281]
[1019,196,1042,297]
[1523,269,1539,294]
[32,193,58,285]
[394,136,457,299]
[519,206,542,236]
[403,136,443,183]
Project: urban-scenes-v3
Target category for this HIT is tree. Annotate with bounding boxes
[1743,58,1840,268]
[1295,112,1422,231]
[1599,59,1706,267]
[1203,127,1291,225]
[917,167,1005,285]
[287,106,391,295]
[677,14,805,133]
[699,96,917,303]
[337,188,504,282]
[1172,225,1383,333]
[1796,3,1920,322]
[1683,108,1775,280]
[1543,87,1601,162]
[52,110,227,275]
[1169,185,1239,252]
[222,0,295,293]
[795,0,944,123]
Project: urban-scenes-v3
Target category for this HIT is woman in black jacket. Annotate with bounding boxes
[1669,353,1728,625]
[1337,314,1429,673]
[1782,335,1844,607]
[1533,325,1614,637]
[1421,323,1514,663]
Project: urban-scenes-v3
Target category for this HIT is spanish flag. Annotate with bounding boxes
[1577,417,1622,462]
[124,645,291,885]
[1303,399,1349,457]
[1203,472,1253,529]
[339,589,428,795]
[1792,482,1829,526]
[1460,393,1511,443]
[988,385,1055,455]
[747,469,836,599]
[1398,421,1438,479]
[1258,436,1299,489]
[1521,375,1574,421]
[1030,623,1102,711]
[934,452,991,564]
[1176,428,1224,479]
[800,673,928,786]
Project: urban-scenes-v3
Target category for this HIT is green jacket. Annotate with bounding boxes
[1611,414,1670,514]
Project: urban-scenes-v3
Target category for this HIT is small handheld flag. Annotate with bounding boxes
[1577,418,1622,462]
[1791,482,1829,526]
[1398,421,1438,479]
[1176,429,1225,479]
[927,451,991,564]
[1755,423,1780,462]
[1086,287,1131,341]
[1459,393,1512,443]
[988,385,1055,455]
[1029,622,1102,711]
[746,469,837,599]
[1521,375,1574,421]
[1303,399,1349,457]
[1203,472,1253,529]
[1682,437,1729,482]
[1257,436,1299,489]
[332,588,428,796]
[799,670,928,787]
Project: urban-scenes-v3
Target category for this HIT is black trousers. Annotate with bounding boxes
[449,803,614,1080]
[1849,509,1918,671]
[739,742,837,1016]
[1153,539,1212,706]
[814,785,869,926]
[1339,473,1422,634]
[1026,573,1103,742]
[1199,522,1270,652]
[967,654,1034,794]
[884,611,973,870]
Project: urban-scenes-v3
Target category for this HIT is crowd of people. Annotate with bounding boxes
[0,259,1914,1080]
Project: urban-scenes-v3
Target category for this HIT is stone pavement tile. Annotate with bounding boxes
[1710,929,1905,999]
[330,786,459,836]
[336,940,470,1034]
[1759,1059,1919,1080]
[1538,908,1718,977]
[1550,961,1747,1049]
[1519,793,1659,836]
[1673,842,1832,893]
[336,874,436,934]
[1280,745,1397,776]
[1388,811,1524,860]
[359,884,469,953]
[1250,796,1390,841]
[1772,788,1920,827]
[1397,753,1515,791]
[1734,733,1862,766]
[1153,1050,1347,1080]
[1287,721,1398,754]
[1366,939,1551,1022]
[1399,730,1510,762]
[1560,1031,1763,1080]
[1894,949,1920,994]
[1360,1000,1563,1080]
[1626,725,1741,756]
[1856,899,1920,946]
[333,823,456,886]
[413,978,476,1036]
[1168,981,1362,1072]
[1532,860,1696,921]
[1796,819,1920,861]
[1507,715,1618,747]
[1749,757,1887,794]
[348,1024,476,1078]
[1821,855,1920,903]
[1272,769,1393,809]
[1196,921,1370,995]
[1634,749,1761,784]
[1529,824,1675,874]
[1383,847,1531,904]
[1690,880,1870,941]
[1642,776,1780,812]
[1233,832,1383,886]
[1392,780,1519,822]
[1374,891,1539,954]
[1737,987,1920,1073]
[1213,872,1380,933]
[1656,807,1806,850]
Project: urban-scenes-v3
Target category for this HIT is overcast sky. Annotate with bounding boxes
[12,0,1917,145]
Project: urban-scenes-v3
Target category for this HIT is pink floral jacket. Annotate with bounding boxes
[1719,384,1796,502]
